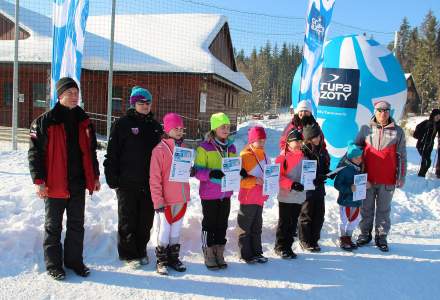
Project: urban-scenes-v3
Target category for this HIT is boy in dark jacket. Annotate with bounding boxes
[298,123,331,252]
[413,109,440,177]
[334,143,366,251]
[104,86,163,268]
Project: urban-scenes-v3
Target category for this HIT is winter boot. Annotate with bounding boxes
[155,246,169,275]
[299,241,315,252]
[203,246,219,270]
[214,244,228,269]
[339,236,353,251]
[375,235,389,252]
[348,236,358,249]
[255,254,269,263]
[139,255,149,266]
[47,267,66,281]
[168,244,186,272]
[65,263,91,277]
[356,233,372,247]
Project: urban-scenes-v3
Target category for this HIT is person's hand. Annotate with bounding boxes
[327,172,337,180]
[396,179,405,188]
[190,166,196,177]
[351,184,357,192]
[291,182,304,192]
[240,168,248,178]
[35,183,48,199]
[313,174,326,186]
[94,179,101,192]
[255,177,264,185]
[155,207,165,213]
[366,181,372,189]
[209,169,225,179]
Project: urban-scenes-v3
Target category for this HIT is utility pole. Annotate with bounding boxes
[106,0,116,140]
[393,31,398,56]
[12,0,19,150]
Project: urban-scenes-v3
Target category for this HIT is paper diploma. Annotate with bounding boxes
[169,146,194,183]
[263,163,280,196]
[221,157,242,192]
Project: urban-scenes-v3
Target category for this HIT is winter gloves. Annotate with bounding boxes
[240,168,248,178]
[291,182,304,192]
[209,169,225,179]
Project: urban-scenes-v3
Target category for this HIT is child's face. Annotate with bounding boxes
[215,124,230,140]
[351,156,363,165]
[287,140,301,151]
[168,127,184,140]
[311,135,321,145]
[251,139,266,149]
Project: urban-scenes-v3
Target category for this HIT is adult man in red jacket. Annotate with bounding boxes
[355,100,406,252]
[28,77,100,280]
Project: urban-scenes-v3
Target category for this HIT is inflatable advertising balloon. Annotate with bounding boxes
[291,34,407,168]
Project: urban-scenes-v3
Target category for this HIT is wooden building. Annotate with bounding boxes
[404,73,421,115]
[0,0,251,139]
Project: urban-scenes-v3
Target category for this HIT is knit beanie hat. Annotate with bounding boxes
[248,126,266,144]
[302,123,321,140]
[210,112,230,130]
[129,86,152,106]
[430,108,440,120]
[374,100,391,110]
[296,100,313,114]
[163,113,184,134]
[56,77,79,98]
[346,142,363,159]
[286,129,303,142]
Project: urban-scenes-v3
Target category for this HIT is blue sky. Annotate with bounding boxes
[8,0,440,53]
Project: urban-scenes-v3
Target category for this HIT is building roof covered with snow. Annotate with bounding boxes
[0,0,251,92]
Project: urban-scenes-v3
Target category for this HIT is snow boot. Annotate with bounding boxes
[311,242,321,252]
[168,244,186,272]
[299,241,315,252]
[139,255,149,266]
[47,267,66,281]
[124,259,141,270]
[65,263,90,277]
[356,233,372,247]
[214,244,228,269]
[255,254,269,263]
[339,236,353,251]
[155,246,169,275]
[203,246,219,270]
[375,236,389,252]
[275,248,297,259]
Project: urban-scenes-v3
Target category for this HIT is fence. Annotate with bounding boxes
[0,0,395,150]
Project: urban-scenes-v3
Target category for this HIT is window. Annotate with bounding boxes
[112,86,123,112]
[3,83,12,106]
[33,83,48,108]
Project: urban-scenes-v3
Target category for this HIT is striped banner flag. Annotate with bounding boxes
[50,0,89,108]
[299,0,335,113]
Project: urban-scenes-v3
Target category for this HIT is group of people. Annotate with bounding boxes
[28,78,408,281]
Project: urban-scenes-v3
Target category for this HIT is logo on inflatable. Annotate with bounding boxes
[291,35,407,168]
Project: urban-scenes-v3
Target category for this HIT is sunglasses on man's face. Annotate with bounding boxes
[376,108,390,113]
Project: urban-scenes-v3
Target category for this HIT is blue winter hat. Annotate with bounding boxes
[129,86,152,106]
[346,141,363,159]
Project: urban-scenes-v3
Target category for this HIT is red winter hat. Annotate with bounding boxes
[163,113,184,133]
[248,126,267,144]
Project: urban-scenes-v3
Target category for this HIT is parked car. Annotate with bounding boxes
[251,113,264,120]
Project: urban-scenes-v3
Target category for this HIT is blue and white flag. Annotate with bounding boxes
[50,0,89,108]
[298,0,335,113]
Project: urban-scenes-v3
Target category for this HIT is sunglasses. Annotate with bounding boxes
[376,108,390,113]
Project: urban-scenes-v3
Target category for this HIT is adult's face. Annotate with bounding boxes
[135,101,151,115]
[374,108,390,126]
[434,115,440,122]
[298,110,311,119]
[58,87,79,109]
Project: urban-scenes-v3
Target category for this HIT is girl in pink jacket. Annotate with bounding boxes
[150,113,191,275]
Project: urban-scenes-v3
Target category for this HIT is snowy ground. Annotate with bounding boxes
[1,113,439,299]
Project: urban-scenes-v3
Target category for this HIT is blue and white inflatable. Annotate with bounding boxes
[292,34,407,168]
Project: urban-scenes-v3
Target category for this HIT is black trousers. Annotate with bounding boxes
[237,204,263,260]
[275,202,302,251]
[299,190,325,244]
[116,186,154,260]
[44,187,85,271]
[418,148,433,177]
[201,198,231,247]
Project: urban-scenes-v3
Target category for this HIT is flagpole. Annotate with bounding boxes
[12,0,19,150]
[106,0,116,140]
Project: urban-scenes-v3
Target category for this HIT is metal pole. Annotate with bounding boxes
[393,31,398,56]
[12,0,19,150]
[106,0,116,140]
